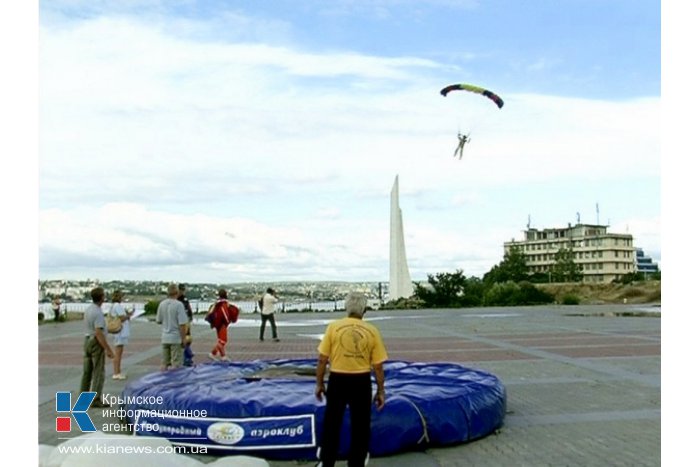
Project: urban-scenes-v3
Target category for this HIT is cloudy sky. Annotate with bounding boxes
[35,0,661,283]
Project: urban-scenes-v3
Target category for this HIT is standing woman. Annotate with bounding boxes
[109,290,133,380]
[51,296,62,322]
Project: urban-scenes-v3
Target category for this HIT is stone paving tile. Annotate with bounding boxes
[510,335,656,347]
[550,343,660,359]
[39,305,662,466]
[431,419,660,467]
[505,380,659,416]
[583,356,660,376]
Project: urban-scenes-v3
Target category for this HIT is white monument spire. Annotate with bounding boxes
[389,175,413,300]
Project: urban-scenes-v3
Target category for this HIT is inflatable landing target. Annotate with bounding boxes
[122,359,506,460]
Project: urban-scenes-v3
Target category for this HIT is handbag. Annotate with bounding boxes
[106,306,123,334]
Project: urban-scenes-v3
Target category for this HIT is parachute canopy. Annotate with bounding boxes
[440,83,504,109]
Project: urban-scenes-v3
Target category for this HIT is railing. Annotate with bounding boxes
[38,300,350,316]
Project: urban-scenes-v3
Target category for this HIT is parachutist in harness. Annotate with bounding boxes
[454,132,471,159]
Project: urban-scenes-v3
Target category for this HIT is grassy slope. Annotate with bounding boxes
[537,280,661,305]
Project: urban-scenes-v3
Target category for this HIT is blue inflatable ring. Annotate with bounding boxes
[122,359,506,460]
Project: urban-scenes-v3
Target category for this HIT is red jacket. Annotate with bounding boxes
[207,300,239,329]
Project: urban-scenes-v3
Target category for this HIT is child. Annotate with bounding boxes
[183,335,194,367]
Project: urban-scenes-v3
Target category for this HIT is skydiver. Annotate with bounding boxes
[454,132,471,160]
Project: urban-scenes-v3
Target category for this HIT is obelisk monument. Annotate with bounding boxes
[389,175,413,300]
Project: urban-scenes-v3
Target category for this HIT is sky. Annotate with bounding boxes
[6,4,700,459]
[33,0,662,283]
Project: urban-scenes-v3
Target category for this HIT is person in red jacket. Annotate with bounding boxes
[206,289,239,362]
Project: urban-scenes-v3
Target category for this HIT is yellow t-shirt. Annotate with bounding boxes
[318,317,388,373]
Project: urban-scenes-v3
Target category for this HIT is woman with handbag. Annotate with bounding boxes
[108,290,133,380]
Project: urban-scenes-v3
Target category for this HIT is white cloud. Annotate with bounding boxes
[38,11,661,282]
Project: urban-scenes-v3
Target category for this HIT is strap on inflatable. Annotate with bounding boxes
[394,395,430,444]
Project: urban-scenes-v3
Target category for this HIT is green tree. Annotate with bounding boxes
[551,248,583,282]
[143,299,160,315]
[615,272,647,284]
[484,246,529,285]
[482,281,521,306]
[414,269,484,308]
[482,281,555,306]
[461,276,486,306]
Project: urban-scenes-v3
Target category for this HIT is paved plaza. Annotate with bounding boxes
[38,304,661,466]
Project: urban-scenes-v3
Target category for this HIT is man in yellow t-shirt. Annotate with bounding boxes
[315,292,388,467]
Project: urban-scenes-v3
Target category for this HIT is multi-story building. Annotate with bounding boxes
[635,248,659,276]
[504,223,635,283]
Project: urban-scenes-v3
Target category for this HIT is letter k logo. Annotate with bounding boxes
[56,392,97,432]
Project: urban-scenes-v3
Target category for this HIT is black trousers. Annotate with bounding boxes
[319,372,371,467]
[259,313,278,339]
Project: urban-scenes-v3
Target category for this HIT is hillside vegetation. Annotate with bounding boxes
[537,280,661,305]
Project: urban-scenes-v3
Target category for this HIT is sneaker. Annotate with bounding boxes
[273,338,280,342]
[220,355,231,362]
[208,353,220,361]
[112,373,127,380]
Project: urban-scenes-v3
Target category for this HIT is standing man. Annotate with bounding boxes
[80,287,114,408]
[259,287,280,342]
[178,283,194,366]
[315,292,388,467]
[156,284,188,371]
[177,283,193,326]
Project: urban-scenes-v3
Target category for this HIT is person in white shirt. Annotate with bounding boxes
[108,290,133,380]
[259,288,280,342]
[156,284,188,370]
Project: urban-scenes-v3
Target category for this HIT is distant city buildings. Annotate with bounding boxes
[38,279,387,303]
[504,223,649,283]
[39,280,101,302]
